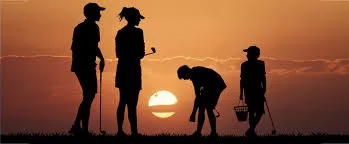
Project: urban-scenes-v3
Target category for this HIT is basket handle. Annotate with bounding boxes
[238,99,246,106]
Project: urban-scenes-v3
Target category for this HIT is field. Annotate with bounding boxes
[1,133,349,144]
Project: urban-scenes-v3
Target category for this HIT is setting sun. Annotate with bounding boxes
[148,90,178,118]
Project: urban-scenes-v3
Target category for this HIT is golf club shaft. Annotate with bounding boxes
[145,52,154,56]
[265,98,276,130]
[145,47,156,56]
[100,72,102,132]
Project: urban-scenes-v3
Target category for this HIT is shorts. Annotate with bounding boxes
[246,99,265,114]
[119,88,140,106]
[200,88,223,109]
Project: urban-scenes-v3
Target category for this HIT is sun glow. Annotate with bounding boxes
[152,112,176,118]
[148,90,177,118]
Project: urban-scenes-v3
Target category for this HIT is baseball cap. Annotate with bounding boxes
[128,7,145,19]
[84,3,105,13]
[243,46,260,54]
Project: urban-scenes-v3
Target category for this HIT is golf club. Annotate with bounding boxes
[265,97,276,135]
[100,71,106,135]
[145,47,156,56]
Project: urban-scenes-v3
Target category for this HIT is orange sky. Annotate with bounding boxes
[2,0,349,60]
[1,0,349,136]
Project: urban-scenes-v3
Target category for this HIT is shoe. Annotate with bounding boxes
[81,131,93,136]
[245,129,257,137]
[191,131,202,137]
[116,131,127,136]
[131,133,142,137]
[208,132,218,138]
[251,131,257,137]
[68,124,81,135]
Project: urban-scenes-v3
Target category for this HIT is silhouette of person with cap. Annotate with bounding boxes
[177,65,227,137]
[69,2,105,136]
[239,45,266,137]
[114,7,145,136]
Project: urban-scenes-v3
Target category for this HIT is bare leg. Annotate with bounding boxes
[246,111,258,137]
[81,92,95,133]
[206,108,216,134]
[70,71,96,135]
[128,90,140,135]
[249,112,256,130]
[72,72,85,128]
[117,89,127,133]
[254,112,263,130]
[196,106,205,133]
[74,102,83,127]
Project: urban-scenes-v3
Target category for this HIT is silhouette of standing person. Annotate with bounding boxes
[177,65,227,137]
[115,7,145,136]
[69,2,105,136]
[239,46,266,137]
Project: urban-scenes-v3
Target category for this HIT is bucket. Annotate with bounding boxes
[234,100,248,122]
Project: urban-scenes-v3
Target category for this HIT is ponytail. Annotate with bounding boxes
[118,7,143,21]
[119,7,127,21]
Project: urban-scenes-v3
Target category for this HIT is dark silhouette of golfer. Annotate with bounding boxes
[69,2,105,136]
[177,65,227,137]
[239,45,266,137]
[115,7,145,136]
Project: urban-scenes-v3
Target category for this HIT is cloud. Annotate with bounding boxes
[2,55,349,76]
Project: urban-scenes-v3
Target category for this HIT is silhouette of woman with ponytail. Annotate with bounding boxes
[115,7,145,136]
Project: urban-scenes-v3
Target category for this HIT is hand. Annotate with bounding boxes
[99,60,105,72]
[189,114,196,122]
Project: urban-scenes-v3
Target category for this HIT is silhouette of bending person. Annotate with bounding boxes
[69,2,105,135]
[177,65,227,137]
[115,7,145,136]
[239,46,266,137]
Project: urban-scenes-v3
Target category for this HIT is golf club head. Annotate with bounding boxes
[151,47,156,53]
[272,130,276,135]
[101,131,106,135]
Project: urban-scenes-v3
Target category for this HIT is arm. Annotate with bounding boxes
[261,62,267,99]
[240,63,244,100]
[115,31,122,58]
[191,96,199,115]
[190,82,201,122]
[137,29,145,59]
[189,92,200,122]
[96,46,105,72]
[262,75,266,100]
[96,47,104,61]
[240,78,244,100]
[71,26,81,52]
[192,82,201,115]
[96,27,104,72]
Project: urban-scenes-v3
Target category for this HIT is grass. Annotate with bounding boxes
[1,132,349,144]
